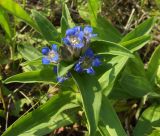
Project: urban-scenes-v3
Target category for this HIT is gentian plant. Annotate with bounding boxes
[1,1,159,136]
[42,26,100,82]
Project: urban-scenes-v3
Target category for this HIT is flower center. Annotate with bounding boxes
[81,57,92,69]
[48,51,55,59]
[70,36,79,45]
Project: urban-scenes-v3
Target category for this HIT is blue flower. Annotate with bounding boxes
[74,48,101,75]
[42,44,59,64]
[63,27,84,48]
[83,26,97,42]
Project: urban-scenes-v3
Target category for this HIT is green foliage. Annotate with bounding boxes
[133,105,160,136]
[121,17,156,42]
[32,10,59,43]
[2,91,79,136]
[4,67,56,84]
[91,40,134,57]
[88,0,101,26]
[95,16,122,42]
[72,72,102,136]
[98,95,127,136]
[18,44,42,61]
[0,0,38,31]
[0,8,13,38]
[147,45,160,84]
[61,3,75,38]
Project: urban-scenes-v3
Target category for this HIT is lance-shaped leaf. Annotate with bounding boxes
[120,35,151,52]
[91,40,134,58]
[98,95,127,136]
[72,72,102,136]
[18,44,42,61]
[133,105,160,136]
[88,0,101,26]
[121,17,156,42]
[0,8,13,38]
[32,10,59,43]
[99,56,129,96]
[4,67,56,84]
[147,45,160,84]
[2,91,79,136]
[0,0,38,31]
[61,4,75,37]
[57,62,74,77]
[95,16,122,42]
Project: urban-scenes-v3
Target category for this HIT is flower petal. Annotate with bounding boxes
[86,67,95,74]
[85,48,94,57]
[52,44,58,51]
[74,26,82,32]
[66,28,76,36]
[84,26,93,33]
[77,31,84,41]
[74,63,83,72]
[42,47,50,55]
[92,57,101,67]
[62,37,71,46]
[42,57,50,64]
[75,42,84,48]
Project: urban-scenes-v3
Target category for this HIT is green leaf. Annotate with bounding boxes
[0,8,13,38]
[120,35,151,52]
[2,91,79,136]
[20,58,42,67]
[95,16,122,42]
[62,4,75,27]
[99,56,129,96]
[18,44,42,61]
[61,16,69,38]
[91,40,134,58]
[58,62,74,77]
[98,95,127,136]
[133,105,160,136]
[147,45,160,84]
[32,10,59,43]
[148,127,160,136]
[61,3,75,38]
[0,0,38,31]
[88,0,101,26]
[4,67,56,84]
[72,72,102,136]
[78,3,90,22]
[110,56,153,98]
[121,17,156,42]
[111,75,152,99]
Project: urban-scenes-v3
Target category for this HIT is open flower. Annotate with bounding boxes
[63,26,84,48]
[83,26,97,43]
[74,48,101,74]
[42,44,59,64]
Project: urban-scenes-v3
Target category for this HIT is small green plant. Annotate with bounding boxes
[0,0,160,136]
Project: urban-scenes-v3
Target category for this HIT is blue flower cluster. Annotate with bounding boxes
[74,48,101,74]
[63,26,97,49]
[41,26,101,82]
